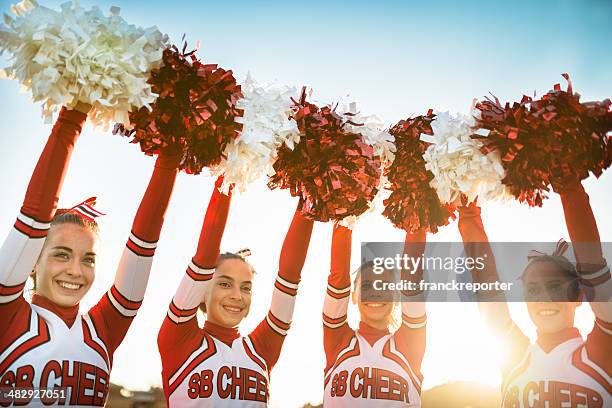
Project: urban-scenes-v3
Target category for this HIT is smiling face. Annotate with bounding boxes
[204,258,254,328]
[523,260,581,334]
[33,223,99,307]
[352,265,396,330]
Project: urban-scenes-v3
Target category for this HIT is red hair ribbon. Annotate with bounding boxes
[527,238,569,261]
[65,197,106,222]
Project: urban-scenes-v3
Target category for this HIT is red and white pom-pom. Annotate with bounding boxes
[212,74,300,193]
[338,102,395,228]
[474,74,611,206]
[383,111,456,233]
[114,42,243,174]
[0,0,167,127]
[421,111,508,205]
[268,88,382,222]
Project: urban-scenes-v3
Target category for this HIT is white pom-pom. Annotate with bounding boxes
[212,74,300,193]
[421,111,509,205]
[338,103,396,229]
[0,1,168,127]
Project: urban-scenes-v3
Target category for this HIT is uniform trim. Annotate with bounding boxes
[266,312,290,336]
[107,288,140,318]
[324,336,360,388]
[186,263,215,282]
[326,284,351,300]
[82,316,111,370]
[322,313,347,329]
[243,336,268,373]
[571,345,612,395]
[13,218,48,239]
[401,313,427,329]
[0,282,26,303]
[274,277,298,296]
[0,314,50,375]
[126,238,156,257]
[502,351,531,394]
[168,301,198,324]
[595,318,612,335]
[383,337,422,394]
[168,334,217,396]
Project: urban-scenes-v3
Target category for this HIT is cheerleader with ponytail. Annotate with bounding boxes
[157,181,314,407]
[458,181,611,407]
[0,104,180,406]
[322,224,427,407]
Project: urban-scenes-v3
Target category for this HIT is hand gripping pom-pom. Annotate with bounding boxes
[382,110,456,233]
[0,0,168,127]
[114,41,243,174]
[267,88,382,223]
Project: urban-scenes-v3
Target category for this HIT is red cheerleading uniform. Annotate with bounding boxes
[157,187,313,407]
[458,186,611,408]
[0,108,178,407]
[322,225,427,407]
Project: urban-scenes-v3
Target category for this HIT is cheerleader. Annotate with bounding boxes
[157,182,314,407]
[322,224,427,407]
[458,181,611,407]
[0,104,179,406]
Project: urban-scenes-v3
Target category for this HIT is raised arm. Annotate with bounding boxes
[87,152,179,357]
[457,203,530,374]
[0,107,87,341]
[158,177,231,382]
[394,229,427,376]
[322,224,355,372]
[247,204,314,373]
[557,181,610,373]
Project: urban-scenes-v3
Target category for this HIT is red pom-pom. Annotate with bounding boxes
[475,74,611,206]
[268,88,381,222]
[382,110,456,233]
[114,41,243,174]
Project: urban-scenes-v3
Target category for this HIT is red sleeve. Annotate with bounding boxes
[0,108,85,338]
[158,178,231,380]
[322,224,355,372]
[559,182,611,372]
[248,205,314,373]
[88,153,179,356]
[394,229,427,373]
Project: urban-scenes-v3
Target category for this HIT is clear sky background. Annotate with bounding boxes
[1,0,611,407]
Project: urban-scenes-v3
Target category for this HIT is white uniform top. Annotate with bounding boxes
[167,333,269,407]
[323,332,422,408]
[502,337,612,408]
[0,305,111,407]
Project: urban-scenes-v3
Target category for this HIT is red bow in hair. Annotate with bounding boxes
[65,197,106,222]
[527,239,569,261]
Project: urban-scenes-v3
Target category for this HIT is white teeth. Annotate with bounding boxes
[58,281,81,290]
[366,303,383,308]
[538,309,558,316]
[224,306,241,313]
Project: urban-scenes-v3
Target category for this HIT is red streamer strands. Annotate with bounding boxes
[382,110,456,233]
[474,74,611,206]
[114,40,243,174]
[268,87,381,222]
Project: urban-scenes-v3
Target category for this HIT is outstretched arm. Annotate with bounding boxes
[394,229,427,376]
[322,224,355,372]
[0,107,87,347]
[88,152,179,358]
[558,181,610,373]
[247,204,314,373]
[458,203,530,376]
[158,178,231,383]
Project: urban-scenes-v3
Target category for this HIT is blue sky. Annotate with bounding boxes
[1,1,611,407]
